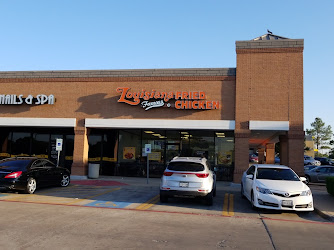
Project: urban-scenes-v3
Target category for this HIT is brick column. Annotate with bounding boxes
[234,131,250,183]
[71,127,90,176]
[265,143,275,164]
[287,132,304,177]
[279,135,288,166]
[258,148,265,164]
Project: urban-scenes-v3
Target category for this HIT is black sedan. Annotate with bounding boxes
[0,157,70,194]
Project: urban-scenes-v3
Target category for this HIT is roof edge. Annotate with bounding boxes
[0,68,236,78]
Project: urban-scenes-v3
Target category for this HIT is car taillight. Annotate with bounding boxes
[195,173,209,178]
[4,171,22,179]
[163,171,173,176]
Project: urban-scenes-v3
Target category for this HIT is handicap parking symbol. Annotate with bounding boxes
[85,200,131,208]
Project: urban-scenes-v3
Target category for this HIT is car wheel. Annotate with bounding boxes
[60,174,70,187]
[305,175,311,184]
[205,191,214,206]
[241,183,246,199]
[160,194,168,203]
[213,184,217,197]
[25,177,37,194]
[251,191,257,210]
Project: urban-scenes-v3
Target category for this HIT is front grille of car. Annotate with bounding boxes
[272,192,300,198]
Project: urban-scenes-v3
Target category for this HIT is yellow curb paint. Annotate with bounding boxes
[229,194,234,216]
[222,193,229,216]
[222,193,234,216]
[65,187,121,205]
[135,195,160,210]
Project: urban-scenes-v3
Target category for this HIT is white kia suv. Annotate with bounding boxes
[160,157,216,205]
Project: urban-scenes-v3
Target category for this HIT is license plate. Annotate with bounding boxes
[282,200,293,206]
[179,182,189,188]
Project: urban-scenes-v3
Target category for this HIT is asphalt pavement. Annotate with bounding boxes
[70,175,334,222]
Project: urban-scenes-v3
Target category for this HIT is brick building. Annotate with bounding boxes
[0,33,304,182]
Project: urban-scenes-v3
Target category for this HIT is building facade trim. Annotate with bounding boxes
[0,117,76,127]
[249,121,289,131]
[85,118,235,130]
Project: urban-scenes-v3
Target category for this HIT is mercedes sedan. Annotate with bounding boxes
[241,164,313,211]
[0,157,70,194]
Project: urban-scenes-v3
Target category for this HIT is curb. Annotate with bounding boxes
[314,207,334,222]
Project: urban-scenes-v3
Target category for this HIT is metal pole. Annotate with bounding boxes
[57,150,60,167]
[147,156,149,184]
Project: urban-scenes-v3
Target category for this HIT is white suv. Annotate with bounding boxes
[160,157,216,205]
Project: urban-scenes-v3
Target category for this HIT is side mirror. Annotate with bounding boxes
[246,174,254,180]
[300,177,307,182]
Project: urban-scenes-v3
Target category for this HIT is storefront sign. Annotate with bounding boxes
[116,87,220,111]
[0,94,55,105]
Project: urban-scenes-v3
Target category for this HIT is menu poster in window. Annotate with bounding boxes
[51,140,58,160]
[123,147,135,160]
[148,152,161,161]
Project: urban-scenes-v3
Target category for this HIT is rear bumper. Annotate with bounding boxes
[160,189,209,198]
[0,179,26,191]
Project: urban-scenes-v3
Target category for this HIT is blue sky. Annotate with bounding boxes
[1,0,333,131]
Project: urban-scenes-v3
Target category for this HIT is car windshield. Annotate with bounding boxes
[167,162,205,172]
[0,160,30,171]
[256,168,300,181]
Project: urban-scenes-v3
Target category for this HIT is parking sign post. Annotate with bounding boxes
[145,144,151,184]
[56,138,63,166]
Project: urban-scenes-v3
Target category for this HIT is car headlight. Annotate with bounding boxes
[256,186,272,194]
[301,189,312,196]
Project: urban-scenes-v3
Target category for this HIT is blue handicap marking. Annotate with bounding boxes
[85,200,131,208]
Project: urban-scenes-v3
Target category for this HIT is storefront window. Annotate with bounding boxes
[10,132,31,156]
[165,131,181,162]
[65,134,74,171]
[0,128,11,159]
[142,130,165,177]
[32,133,49,158]
[88,135,102,162]
[101,132,118,175]
[189,130,215,165]
[215,131,234,181]
[84,128,235,181]
[118,130,141,176]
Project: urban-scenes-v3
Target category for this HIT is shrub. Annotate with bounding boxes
[326,177,334,196]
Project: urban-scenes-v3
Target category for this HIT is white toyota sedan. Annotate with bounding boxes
[241,164,313,211]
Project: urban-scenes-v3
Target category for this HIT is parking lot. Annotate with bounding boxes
[0,176,329,223]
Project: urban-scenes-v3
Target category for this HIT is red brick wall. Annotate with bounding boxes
[0,77,236,122]
[234,45,304,180]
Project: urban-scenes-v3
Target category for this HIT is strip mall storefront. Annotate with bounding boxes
[0,33,305,182]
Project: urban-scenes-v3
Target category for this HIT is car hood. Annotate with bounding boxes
[256,179,308,192]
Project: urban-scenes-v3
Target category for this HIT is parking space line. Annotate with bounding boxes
[222,193,234,216]
[65,187,121,205]
[229,194,234,216]
[135,195,160,210]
